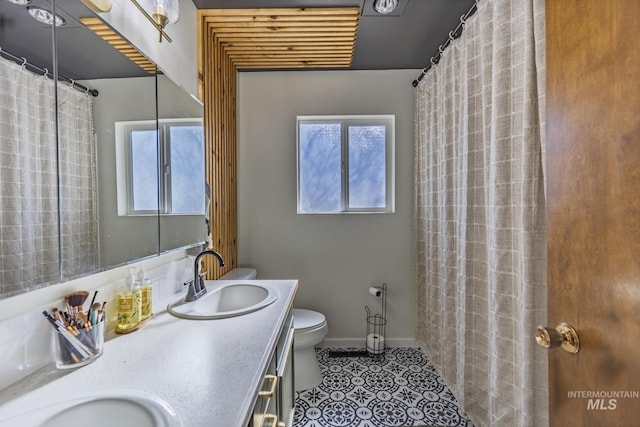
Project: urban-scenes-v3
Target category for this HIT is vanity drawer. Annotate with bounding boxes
[251,310,294,427]
[251,356,278,427]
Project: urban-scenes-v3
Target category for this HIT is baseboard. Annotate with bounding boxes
[318,337,417,348]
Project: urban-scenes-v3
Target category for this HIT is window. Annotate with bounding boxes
[115,118,204,215]
[297,115,395,213]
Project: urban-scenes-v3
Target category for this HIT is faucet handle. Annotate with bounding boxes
[183,277,207,303]
[184,279,197,302]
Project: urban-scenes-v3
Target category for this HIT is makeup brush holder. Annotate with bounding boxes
[53,321,105,369]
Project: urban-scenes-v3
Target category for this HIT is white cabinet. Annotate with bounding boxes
[252,355,278,427]
[250,311,295,427]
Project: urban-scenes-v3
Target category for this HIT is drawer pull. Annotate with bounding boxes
[263,414,278,427]
[259,374,278,398]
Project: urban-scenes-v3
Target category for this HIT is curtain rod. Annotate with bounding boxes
[0,46,99,97]
[412,0,480,88]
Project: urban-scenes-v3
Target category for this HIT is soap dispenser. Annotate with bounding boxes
[138,267,153,321]
[116,268,142,333]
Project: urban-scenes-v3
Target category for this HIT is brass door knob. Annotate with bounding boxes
[535,322,580,354]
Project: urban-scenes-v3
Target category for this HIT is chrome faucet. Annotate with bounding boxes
[185,250,225,302]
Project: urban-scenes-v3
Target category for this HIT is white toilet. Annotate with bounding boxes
[292,308,328,391]
[219,268,328,391]
[219,267,257,280]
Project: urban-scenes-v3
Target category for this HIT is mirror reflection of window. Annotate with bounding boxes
[168,124,205,214]
[119,119,204,216]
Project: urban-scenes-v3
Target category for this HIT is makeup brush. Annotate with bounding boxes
[88,290,98,311]
[65,291,90,313]
[89,302,101,325]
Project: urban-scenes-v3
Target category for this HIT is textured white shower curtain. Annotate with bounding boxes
[0,56,97,296]
[414,1,547,426]
[57,77,99,280]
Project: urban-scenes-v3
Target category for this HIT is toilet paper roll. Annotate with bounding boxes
[369,286,382,297]
[367,333,385,354]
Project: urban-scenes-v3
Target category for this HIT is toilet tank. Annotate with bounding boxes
[219,268,257,280]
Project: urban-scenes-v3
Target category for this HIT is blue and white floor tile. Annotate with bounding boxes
[293,348,473,427]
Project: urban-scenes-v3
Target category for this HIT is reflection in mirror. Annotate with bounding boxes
[0,0,205,298]
[54,0,162,282]
[57,72,101,281]
[157,74,206,253]
[53,0,162,280]
[79,75,160,270]
[84,74,206,268]
[0,3,57,297]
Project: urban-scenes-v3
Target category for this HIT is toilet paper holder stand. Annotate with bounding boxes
[365,283,387,356]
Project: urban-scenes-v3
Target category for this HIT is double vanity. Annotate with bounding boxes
[0,279,298,427]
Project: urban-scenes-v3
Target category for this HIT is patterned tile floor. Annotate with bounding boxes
[293,348,473,427]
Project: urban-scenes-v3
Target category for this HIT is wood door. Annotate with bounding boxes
[546,1,640,426]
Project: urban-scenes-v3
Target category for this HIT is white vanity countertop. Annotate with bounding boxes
[0,279,298,427]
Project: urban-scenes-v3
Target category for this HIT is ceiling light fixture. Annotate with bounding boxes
[373,0,399,14]
[130,0,179,43]
[81,0,112,13]
[6,0,31,5]
[27,6,66,27]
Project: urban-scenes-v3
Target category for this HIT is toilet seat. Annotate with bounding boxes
[293,309,326,333]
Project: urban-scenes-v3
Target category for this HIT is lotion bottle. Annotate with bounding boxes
[116,268,141,333]
[131,270,142,326]
[138,267,153,321]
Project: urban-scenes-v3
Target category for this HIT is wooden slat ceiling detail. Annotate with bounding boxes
[79,17,156,73]
[200,7,360,69]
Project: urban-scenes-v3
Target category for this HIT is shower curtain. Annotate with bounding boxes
[57,77,99,280]
[0,56,97,296]
[414,1,547,426]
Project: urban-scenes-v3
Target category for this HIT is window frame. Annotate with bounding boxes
[115,118,204,216]
[124,120,159,215]
[296,115,395,214]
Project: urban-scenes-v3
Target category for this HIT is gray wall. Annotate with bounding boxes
[237,70,417,344]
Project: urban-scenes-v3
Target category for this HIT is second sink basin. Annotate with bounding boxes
[0,390,181,427]
[167,282,277,320]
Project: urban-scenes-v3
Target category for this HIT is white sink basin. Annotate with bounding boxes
[167,282,278,320]
[0,390,181,427]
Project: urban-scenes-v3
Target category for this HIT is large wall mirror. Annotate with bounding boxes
[0,0,205,299]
